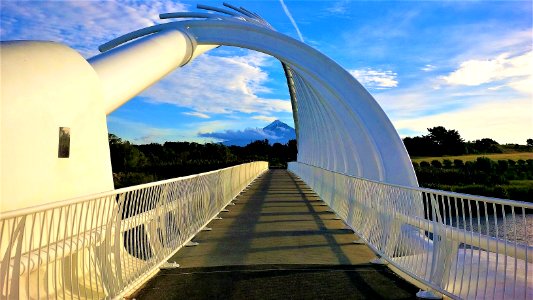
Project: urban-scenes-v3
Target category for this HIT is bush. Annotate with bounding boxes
[517,159,526,169]
[474,157,493,172]
[442,159,453,168]
[496,160,509,172]
[431,160,443,168]
[453,159,464,168]
[527,159,533,167]
[507,187,533,201]
[420,161,430,168]
[114,172,156,189]
[452,185,508,199]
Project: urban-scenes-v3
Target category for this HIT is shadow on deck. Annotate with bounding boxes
[129,170,419,299]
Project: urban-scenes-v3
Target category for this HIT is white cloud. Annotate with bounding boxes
[451,29,532,64]
[326,1,350,14]
[421,64,436,72]
[198,120,295,145]
[199,128,276,142]
[108,116,202,144]
[1,1,291,116]
[1,1,293,143]
[373,66,532,144]
[192,120,241,135]
[0,1,188,57]
[441,51,532,94]
[392,97,533,144]
[349,68,398,89]
[108,116,243,144]
[252,115,278,123]
[183,112,210,119]
[371,28,532,145]
[140,51,292,115]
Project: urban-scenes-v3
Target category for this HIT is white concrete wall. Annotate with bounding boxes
[1,41,114,213]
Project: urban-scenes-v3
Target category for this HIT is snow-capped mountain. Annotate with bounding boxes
[218,120,296,146]
[262,120,296,142]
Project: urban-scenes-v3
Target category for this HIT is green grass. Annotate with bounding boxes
[508,180,533,188]
[411,152,533,163]
[422,181,533,201]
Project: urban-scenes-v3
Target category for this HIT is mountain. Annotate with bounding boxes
[264,120,293,132]
[262,120,296,142]
[219,120,296,146]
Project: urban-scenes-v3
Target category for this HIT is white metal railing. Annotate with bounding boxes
[289,161,532,300]
[0,161,268,299]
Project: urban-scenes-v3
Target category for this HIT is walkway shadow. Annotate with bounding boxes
[131,264,418,300]
[136,170,419,299]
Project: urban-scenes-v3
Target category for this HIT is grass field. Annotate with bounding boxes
[411,152,533,163]
[508,180,533,188]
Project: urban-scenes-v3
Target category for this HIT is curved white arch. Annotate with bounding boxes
[90,13,417,187]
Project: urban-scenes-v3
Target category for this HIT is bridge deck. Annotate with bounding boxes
[130,170,418,299]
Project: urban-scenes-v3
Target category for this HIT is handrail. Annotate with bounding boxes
[1,162,260,219]
[289,161,532,300]
[294,161,533,209]
[0,161,268,299]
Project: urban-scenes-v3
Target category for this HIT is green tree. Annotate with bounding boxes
[287,139,298,161]
[403,136,436,156]
[470,138,501,153]
[427,126,465,155]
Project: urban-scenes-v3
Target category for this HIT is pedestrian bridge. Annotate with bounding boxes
[0,3,532,299]
[2,162,531,299]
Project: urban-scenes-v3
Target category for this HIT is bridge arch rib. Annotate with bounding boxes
[92,10,417,187]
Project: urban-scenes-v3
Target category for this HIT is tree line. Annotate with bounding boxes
[109,127,532,201]
[109,134,297,188]
[403,126,532,157]
[414,157,533,201]
[405,126,533,201]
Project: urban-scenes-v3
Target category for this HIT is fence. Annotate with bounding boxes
[289,161,532,299]
[0,161,268,299]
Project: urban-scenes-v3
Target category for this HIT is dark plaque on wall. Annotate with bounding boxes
[58,127,70,158]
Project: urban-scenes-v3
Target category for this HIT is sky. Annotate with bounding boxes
[1,0,531,144]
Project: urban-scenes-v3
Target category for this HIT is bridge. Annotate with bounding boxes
[1,3,531,299]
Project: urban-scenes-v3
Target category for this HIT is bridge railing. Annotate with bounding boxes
[289,161,532,300]
[0,161,268,299]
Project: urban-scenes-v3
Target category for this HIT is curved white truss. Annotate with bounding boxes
[91,4,417,187]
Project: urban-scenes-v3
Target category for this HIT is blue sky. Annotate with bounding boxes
[1,0,531,144]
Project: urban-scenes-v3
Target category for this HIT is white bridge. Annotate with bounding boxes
[0,3,531,299]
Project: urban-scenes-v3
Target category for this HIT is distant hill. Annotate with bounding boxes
[222,120,296,146]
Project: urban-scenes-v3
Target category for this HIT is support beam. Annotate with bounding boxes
[88,29,216,114]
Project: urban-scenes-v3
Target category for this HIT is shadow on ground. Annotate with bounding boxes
[128,170,419,299]
[130,264,418,300]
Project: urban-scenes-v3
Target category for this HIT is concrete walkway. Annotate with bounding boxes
[129,170,418,299]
